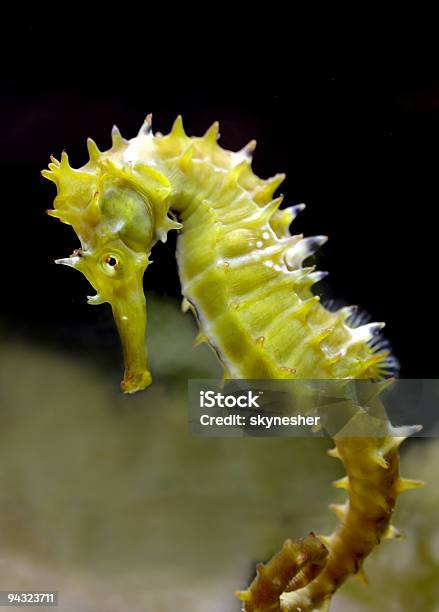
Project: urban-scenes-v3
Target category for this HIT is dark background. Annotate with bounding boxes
[1,28,437,378]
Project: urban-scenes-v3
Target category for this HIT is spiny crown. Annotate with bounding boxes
[42,115,181,251]
[153,115,287,212]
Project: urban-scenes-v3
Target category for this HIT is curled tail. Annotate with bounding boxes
[237,411,424,611]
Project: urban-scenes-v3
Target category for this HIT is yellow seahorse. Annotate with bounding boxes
[42,115,423,611]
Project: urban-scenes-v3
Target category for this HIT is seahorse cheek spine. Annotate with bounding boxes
[43,116,424,610]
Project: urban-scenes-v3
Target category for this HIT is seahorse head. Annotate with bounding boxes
[42,120,181,393]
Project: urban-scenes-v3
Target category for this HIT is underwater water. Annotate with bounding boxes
[0,295,437,611]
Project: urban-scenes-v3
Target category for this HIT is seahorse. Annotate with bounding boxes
[42,115,423,611]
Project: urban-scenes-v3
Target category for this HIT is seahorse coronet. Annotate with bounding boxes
[43,115,423,610]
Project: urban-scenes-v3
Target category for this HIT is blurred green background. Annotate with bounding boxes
[0,295,437,611]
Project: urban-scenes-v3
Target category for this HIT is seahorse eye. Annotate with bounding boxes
[102,253,121,275]
[106,256,118,268]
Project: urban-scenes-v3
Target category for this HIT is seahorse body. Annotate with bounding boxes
[43,116,423,610]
